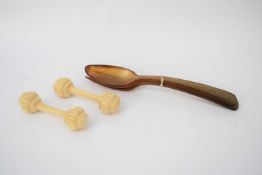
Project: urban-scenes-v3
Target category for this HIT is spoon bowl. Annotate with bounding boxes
[85,65,139,88]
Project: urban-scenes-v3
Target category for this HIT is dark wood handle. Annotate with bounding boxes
[139,76,239,110]
[163,77,238,110]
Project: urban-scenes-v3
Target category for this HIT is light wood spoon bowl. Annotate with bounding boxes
[85,65,238,110]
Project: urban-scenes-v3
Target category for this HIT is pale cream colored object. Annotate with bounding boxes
[160,77,165,87]
[53,78,120,115]
[19,92,87,131]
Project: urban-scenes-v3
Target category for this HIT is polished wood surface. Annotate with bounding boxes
[85,65,239,110]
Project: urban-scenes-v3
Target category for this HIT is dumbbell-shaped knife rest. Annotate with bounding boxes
[54,78,120,115]
[19,92,87,131]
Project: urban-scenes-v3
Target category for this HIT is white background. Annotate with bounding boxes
[0,0,262,174]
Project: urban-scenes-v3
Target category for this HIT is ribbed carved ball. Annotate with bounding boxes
[19,92,42,113]
[65,107,87,130]
[53,78,74,98]
[98,92,120,114]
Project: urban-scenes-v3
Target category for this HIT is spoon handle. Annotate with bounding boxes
[140,76,238,110]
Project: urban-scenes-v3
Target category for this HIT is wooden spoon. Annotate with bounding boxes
[85,65,239,110]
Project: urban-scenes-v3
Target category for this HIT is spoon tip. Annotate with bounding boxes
[85,65,92,75]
